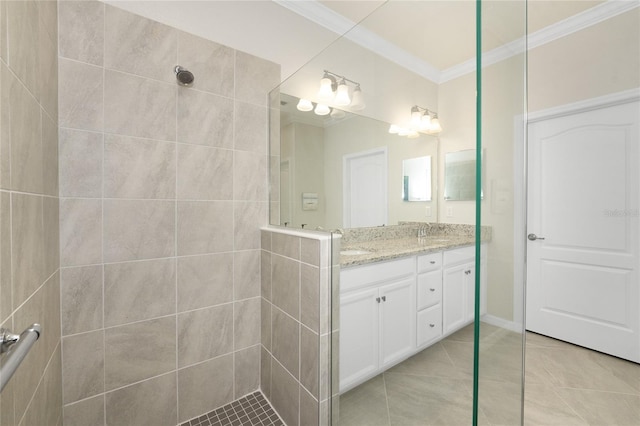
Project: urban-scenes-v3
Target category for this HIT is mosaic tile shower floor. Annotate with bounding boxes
[180,391,284,426]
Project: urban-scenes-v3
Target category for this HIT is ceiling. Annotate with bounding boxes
[105,0,610,81]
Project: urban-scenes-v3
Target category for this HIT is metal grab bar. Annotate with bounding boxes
[0,324,42,393]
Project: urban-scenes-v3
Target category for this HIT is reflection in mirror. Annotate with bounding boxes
[444,149,483,201]
[402,156,431,202]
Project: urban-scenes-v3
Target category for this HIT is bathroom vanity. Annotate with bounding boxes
[338,229,488,392]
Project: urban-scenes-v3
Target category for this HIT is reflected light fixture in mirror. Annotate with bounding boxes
[314,103,330,116]
[311,69,365,111]
[389,105,443,138]
[296,98,313,111]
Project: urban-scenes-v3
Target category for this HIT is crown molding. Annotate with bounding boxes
[274,0,442,83]
[276,0,638,85]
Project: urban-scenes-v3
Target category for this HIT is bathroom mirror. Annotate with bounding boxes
[402,156,431,202]
[444,149,483,201]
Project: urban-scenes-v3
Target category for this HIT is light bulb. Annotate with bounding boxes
[419,113,432,130]
[317,76,335,102]
[410,107,422,128]
[330,108,346,119]
[350,85,365,110]
[388,124,400,134]
[314,103,330,116]
[430,117,442,133]
[334,80,351,106]
[296,98,313,112]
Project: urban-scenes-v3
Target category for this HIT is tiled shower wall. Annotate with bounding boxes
[57,2,278,424]
[260,228,335,426]
[0,1,62,425]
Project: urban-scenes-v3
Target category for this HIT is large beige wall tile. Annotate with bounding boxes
[58,0,104,65]
[260,348,272,400]
[271,306,300,379]
[261,250,272,301]
[300,386,319,426]
[104,258,176,327]
[11,193,44,308]
[177,144,233,200]
[104,135,176,199]
[272,233,300,260]
[105,373,177,426]
[271,359,300,426]
[233,151,267,201]
[234,250,260,300]
[105,5,176,83]
[60,198,102,267]
[8,72,42,194]
[62,331,104,404]
[234,102,267,154]
[177,201,233,255]
[103,199,175,262]
[104,70,176,141]
[43,196,60,279]
[42,114,58,197]
[300,326,319,398]
[39,28,58,122]
[0,193,11,321]
[177,355,233,423]
[58,58,103,132]
[235,51,279,107]
[0,63,10,189]
[271,254,300,320]
[177,89,233,148]
[60,265,103,336]
[235,345,260,398]
[177,304,233,367]
[7,0,39,98]
[261,298,272,351]
[63,395,104,426]
[234,297,261,350]
[104,317,176,390]
[21,344,62,426]
[234,201,268,250]
[59,128,103,198]
[177,31,234,97]
[300,263,320,333]
[177,253,233,312]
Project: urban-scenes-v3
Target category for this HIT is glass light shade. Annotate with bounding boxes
[350,86,365,110]
[330,108,346,119]
[388,124,400,134]
[398,127,411,136]
[314,103,330,116]
[334,82,351,106]
[430,117,442,133]
[407,130,420,139]
[419,114,432,130]
[410,108,422,128]
[317,77,335,102]
[296,98,313,112]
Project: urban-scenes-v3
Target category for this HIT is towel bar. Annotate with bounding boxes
[0,324,41,393]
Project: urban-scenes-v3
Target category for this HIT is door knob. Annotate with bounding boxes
[528,233,545,241]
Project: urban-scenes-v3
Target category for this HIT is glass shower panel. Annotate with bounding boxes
[475,1,527,424]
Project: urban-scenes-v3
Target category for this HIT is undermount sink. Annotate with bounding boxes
[340,249,372,256]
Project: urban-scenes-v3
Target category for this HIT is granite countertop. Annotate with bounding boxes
[340,235,481,267]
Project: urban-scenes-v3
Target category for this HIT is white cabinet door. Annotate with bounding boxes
[339,287,379,390]
[379,278,415,368]
[443,264,468,335]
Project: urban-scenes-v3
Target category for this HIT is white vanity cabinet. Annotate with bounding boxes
[339,257,416,392]
[442,245,487,336]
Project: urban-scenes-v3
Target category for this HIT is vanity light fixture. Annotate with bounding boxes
[314,70,365,110]
[388,105,442,139]
[314,103,331,116]
[296,98,313,112]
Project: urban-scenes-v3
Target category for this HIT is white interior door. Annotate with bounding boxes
[526,100,640,363]
[343,148,388,228]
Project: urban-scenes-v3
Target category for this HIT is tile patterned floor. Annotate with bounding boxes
[338,323,640,426]
[180,391,284,426]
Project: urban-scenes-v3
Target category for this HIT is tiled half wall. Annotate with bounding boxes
[260,227,339,426]
[57,2,279,425]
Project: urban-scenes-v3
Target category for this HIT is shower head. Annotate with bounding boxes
[174,66,194,86]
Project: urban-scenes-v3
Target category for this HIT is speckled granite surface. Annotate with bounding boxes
[340,223,491,267]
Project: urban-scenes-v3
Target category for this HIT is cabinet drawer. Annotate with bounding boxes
[341,257,415,293]
[417,305,442,347]
[417,252,442,273]
[417,271,441,310]
[443,246,474,266]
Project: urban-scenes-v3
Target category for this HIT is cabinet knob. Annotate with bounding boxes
[381,296,386,302]
[430,260,436,264]
[376,297,381,303]
[429,288,436,292]
[429,323,435,328]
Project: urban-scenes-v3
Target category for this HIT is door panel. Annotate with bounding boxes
[379,278,415,367]
[343,149,387,228]
[527,101,639,362]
